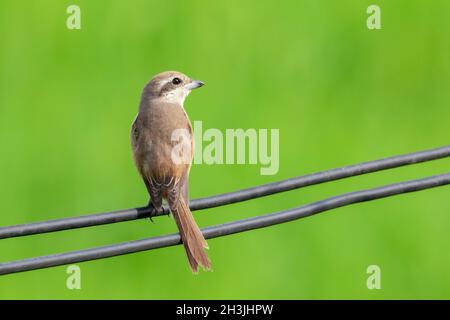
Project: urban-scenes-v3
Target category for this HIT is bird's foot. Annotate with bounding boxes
[147,201,164,223]
[147,202,157,223]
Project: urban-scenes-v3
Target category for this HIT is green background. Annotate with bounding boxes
[0,0,449,299]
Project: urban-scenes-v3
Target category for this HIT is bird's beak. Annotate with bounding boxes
[185,80,205,90]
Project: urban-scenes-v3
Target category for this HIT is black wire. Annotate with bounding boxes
[0,173,448,276]
[0,145,449,240]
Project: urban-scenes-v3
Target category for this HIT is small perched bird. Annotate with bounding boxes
[131,71,210,273]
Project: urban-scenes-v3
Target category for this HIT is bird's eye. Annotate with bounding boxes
[172,77,182,85]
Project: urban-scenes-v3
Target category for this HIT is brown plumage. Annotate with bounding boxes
[131,71,210,273]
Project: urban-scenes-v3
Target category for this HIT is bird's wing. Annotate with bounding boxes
[130,115,140,152]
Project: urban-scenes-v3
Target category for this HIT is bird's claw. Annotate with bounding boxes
[147,202,158,223]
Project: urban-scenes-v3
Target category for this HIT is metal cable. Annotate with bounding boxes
[0,145,449,240]
[0,173,448,276]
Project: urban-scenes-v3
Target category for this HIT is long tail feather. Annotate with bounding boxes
[170,197,211,273]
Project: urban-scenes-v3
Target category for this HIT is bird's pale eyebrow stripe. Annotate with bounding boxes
[158,78,173,91]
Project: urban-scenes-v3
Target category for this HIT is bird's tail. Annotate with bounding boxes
[170,197,211,273]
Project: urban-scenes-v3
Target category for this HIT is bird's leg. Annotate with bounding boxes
[147,200,167,222]
[147,200,157,223]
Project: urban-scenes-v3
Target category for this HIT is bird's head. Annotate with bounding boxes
[142,71,204,106]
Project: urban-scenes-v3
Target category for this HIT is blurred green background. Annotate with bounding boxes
[0,0,449,299]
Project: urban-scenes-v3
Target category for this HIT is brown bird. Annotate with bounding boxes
[131,71,211,273]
